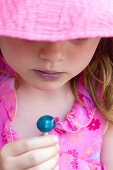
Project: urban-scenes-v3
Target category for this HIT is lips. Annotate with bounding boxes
[33,69,65,80]
[37,70,62,74]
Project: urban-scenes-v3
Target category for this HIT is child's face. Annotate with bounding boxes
[0,37,100,90]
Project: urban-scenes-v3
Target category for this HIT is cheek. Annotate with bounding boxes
[1,50,25,74]
[72,39,99,74]
[4,56,22,75]
[0,47,28,74]
[69,48,95,76]
[71,55,92,76]
[0,37,31,71]
[0,41,18,69]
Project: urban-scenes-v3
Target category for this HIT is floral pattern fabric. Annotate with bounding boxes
[0,56,106,170]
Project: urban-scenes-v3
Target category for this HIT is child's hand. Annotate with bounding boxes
[0,135,60,170]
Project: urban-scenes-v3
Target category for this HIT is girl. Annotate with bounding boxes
[0,0,113,169]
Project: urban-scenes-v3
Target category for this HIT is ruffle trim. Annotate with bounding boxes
[54,77,96,133]
[0,76,19,142]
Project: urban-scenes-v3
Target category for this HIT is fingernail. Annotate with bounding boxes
[55,165,59,170]
[53,136,59,143]
[56,153,59,159]
[56,144,60,151]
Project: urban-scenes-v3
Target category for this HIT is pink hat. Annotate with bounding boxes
[0,0,113,41]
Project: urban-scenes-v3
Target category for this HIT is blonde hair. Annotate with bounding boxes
[71,38,113,123]
[0,38,113,122]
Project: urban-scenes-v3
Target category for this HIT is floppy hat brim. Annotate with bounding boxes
[0,0,113,41]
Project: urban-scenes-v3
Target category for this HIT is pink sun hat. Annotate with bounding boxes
[0,0,113,41]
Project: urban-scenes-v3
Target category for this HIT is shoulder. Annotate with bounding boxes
[101,121,113,169]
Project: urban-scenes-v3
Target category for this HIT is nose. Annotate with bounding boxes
[39,42,65,62]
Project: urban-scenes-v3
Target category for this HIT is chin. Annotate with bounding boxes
[35,85,60,91]
[32,82,64,91]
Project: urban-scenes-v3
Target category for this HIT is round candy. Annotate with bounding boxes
[36,115,56,133]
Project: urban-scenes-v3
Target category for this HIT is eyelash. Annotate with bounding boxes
[76,38,83,40]
[75,38,88,41]
[70,38,88,43]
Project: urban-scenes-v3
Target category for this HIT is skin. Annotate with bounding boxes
[0,36,113,169]
[0,135,60,170]
[0,37,100,92]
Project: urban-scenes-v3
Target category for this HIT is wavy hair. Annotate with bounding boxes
[71,38,113,123]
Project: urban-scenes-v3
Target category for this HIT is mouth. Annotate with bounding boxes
[33,69,65,80]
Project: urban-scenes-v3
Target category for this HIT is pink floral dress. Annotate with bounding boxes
[0,56,106,169]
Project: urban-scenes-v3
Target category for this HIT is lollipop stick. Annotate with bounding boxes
[44,132,48,136]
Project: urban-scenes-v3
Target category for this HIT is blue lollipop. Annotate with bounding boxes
[37,115,56,135]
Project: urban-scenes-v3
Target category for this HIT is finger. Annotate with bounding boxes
[13,144,60,169]
[54,165,59,170]
[27,154,59,170]
[2,135,59,157]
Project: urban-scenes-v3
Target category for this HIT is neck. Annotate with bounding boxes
[16,78,74,103]
[16,78,75,121]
